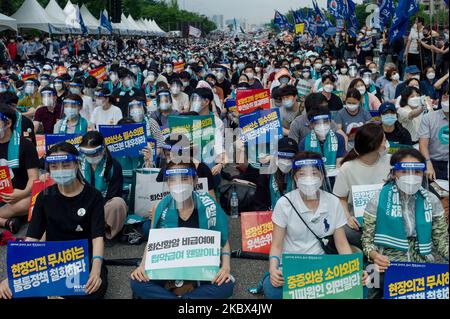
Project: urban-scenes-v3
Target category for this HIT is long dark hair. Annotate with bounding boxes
[399,86,420,108]
[342,123,385,164]
[386,148,426,183]
[46,142,84,182]
[79,131,113,183]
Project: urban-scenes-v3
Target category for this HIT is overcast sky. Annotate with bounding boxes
[181,0,362,25]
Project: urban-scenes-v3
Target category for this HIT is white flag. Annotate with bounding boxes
[188,25,202,38]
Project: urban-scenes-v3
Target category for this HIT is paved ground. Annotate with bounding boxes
[0,217,267,299]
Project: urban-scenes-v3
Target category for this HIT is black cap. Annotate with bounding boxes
[278,137,298,154]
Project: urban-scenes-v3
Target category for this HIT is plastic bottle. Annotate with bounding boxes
[230,189,239,219]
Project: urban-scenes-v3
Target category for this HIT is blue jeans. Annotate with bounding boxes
[130,279,235,299]
[262,275,282,299]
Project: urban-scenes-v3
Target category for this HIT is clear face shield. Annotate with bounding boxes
[94,91,109,108]
[24,81,35,95]
[63,99,81,120]
[275,151,296,174]
[0,81,8,93]
[69,83,82,95]
[393,162,428,196]
[309,115,332,141]
[190,93,204,113]
[41,90,55,107]
[162,167,197,210]
[45,153,79,192]
[157,92,172,111]
[293,159,331,200]
[78,145,105,166]
[129,100,145,123]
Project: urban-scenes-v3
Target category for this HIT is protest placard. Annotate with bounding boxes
[28,177,56,222]
[352,183,384,224]
[282,253,364,299]
[388,142,413,154]
[36,134,46,158]
[240,211,273,254]
[99,123,147,157]
[147,137,157,164]
[0,166,13,202]
[384,262,449,299]
[239,108,282,145]
[236,89,270,114]
[145,228,221,281]
[45,134,83,151]
[7,240,89,298]
[225,98,237,113]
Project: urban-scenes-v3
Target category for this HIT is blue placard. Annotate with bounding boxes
[99,123,147,157]
[7,240,90,298]
[239,108,282,145]
[45,134,83,151]
[225,98,236,109]
[384,262,449,299]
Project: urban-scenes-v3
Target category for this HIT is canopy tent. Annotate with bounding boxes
[136,19,150,35]
[63,0,82,34]
[149,19,166,36]
[112,13,131,35]
[12,0,59,33]
[127,15,142,35]
[145,19,159,35]
[0,13,17,32]
[45,0,71,34]
[79,4,100,34]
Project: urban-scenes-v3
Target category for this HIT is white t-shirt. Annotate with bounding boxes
[272,190,347,255]
[407,26,423,55]
[90,104,123,129]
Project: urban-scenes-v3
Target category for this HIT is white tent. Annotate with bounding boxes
[80,4,100,34]
[0,13,17,32]
[127,15,142,35]
[45,0,70,34]
[112,13,131,35]
[63,0,82,34]
[145,19,158,35]
[12,0,55,33]
[149,19,166,36]
[136,19,149,35]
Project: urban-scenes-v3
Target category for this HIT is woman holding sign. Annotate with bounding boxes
[0,142,107,299]
[78,131,127,240]
[362,148,449,298]
[130,162,234,299]
[262,151,353,299]
[53,94,89,135]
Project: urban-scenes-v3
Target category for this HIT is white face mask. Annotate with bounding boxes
[340,68,348,74]
[396,175,422,195]
[171,86,181,95]
[130,109,144,121]
[86,155,103,165]
[278,159,292,173]
[297,176,322,197]
[110,74,118,82]
[170,184,194,203]
[345,104,359,112]
[191,100,202,113]
[411,75,421,80]
[323,84,334,93]
[441,100,449,112]
[314,123,331,140]
[408,96,422,108]
[357,86,366,95]
[426,72,435,80]
[392,73,400,81]
[42,96,54,107]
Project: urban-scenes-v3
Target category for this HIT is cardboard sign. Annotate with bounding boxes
[99,124,147,157]
[28,177,56,222]
[7,240,89,298]
[45,134,83,151]
[239,108,282,145]
[0,166,14,202]
[236,89,271,114]
[240,211,273,254]
[384,262,449,299]
[282,253,364,299]
[145,228,221,281]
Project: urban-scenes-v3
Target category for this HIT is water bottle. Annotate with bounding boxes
[230,190,239,219]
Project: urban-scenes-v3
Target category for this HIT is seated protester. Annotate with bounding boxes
[335,61,352,96]
[263,152,353,299]
[359,67,383,102]
[129,62,144,88]
[54,75,69,105]
[0,104,39,233]
[0,91,36,145]
[54,94,89,134]
[348,78,381,111]
[142,68,159,99]
[379,102,413,146]
[205,74,225,110]
[420,66,439,100]
[320,73,344,111]
[91,88,123,129]
[0,142,108,299]
[106,65,122,93]
[128,97,164,148]
[335,88,372,140]
[179,71,194,97]
[169,78,190,113]
[362,148,448,299]
[418,89,449,180]
[333,123,391,248]
[17,79,41,119]
[278,85,301,136]
[214,65,232,98]
[294,66,315,98]
[383,67,402,103]
[130,162,234,299]
[299,106,346,172]
[243,64,263,89]
[161,62,180,84]
[149,89,179,128]
[253,137,298,211]
[394,65,422,98]
[78,131,127,240]
[397,86,432,144]
[288,93,342,144]
[270,68,295,92]
[112,67,146,117]
[33,87,63,134]
[68,77,94,123]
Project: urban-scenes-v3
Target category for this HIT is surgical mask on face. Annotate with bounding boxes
[408,96,422,108]
[279,77,290,85]
[216,72,225,80]
[302,72,310,78]
[238,63,245,70]
[170,184,194,203]
[50,169,77,186]
[349,69,357,77]
[441,100,449,112]
[69,87,81,95]
[166,66,173,73]
[124,78,134,88]
[323,84,334,93]
[86,155,103,165]
[314,123,331,140]
[254,67,261,73]
[314,63,322,70]
[381,114,397,126]
[305,62,311,67]
[392,73,400,81]
[297,176,322,197]
[171,86,181,95]
[412,75,421,80]
[182,81,189,88]
[340,68,348,74]
[282,98,294,109]
[159,102,170,111]
[64,107,78,119]
[357,86,366,95]
[245,72,254,80]
[345,103,359,112]
[362,77,371,86]
[24,86,34,95]
[42,96,54,107]
[370,68,377,74]
[54,83,63,91]
[396,175,422,195]
[426,72,435,80]
[110,74,118,82]
[40,80,49,88]
[191,100,202,113]
[130,109,144,121]
[278,159,292,173]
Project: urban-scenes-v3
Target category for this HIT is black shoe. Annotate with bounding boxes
[5,217,22,234]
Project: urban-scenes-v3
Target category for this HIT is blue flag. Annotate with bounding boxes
[76,6,88,35]
[293,10,303,25]
[389,0,419,43]
[274,10,290,30]
[328,0,343,19]
[343,0,359,37]
[378,0,394,29]
[100,9,113,33]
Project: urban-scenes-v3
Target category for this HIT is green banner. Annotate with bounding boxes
[389,142,413,155]
[282,253,364,299]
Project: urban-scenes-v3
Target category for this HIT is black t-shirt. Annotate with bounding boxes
[20,115,36,146]
[384,123,413,146]
[324,93,344,111]
[157,162,215,191]
[0,137,39,190]
[216,79,232,98]
[112,87,146,117]
[178,207,200,229]
[27,183,105,257]
[162,72,180,84]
